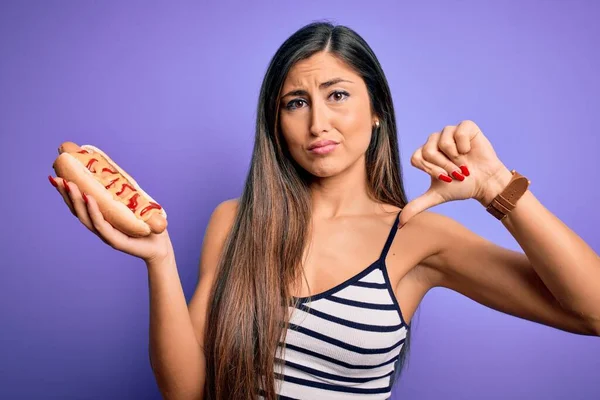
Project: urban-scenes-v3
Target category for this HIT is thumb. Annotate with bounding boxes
[399,189,444,228]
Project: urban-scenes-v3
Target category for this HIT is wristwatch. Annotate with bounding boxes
[486,170,530,220]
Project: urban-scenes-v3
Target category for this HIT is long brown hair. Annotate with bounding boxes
[203,21,411,399]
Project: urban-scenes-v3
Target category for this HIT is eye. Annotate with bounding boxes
[285,99,307,110]
[330,90,349,102]
[284,90,350,111]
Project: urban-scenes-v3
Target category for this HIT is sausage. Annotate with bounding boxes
[147,213,168,233]
[58,141,84,154]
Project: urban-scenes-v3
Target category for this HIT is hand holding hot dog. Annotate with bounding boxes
[49,141,172,264]
[50,176,173,264]
[52,142,167,237]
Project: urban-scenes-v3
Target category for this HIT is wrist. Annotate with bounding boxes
[478,166,514,207]
[145,251,176,272]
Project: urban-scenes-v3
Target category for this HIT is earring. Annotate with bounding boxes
[374,120,380,129]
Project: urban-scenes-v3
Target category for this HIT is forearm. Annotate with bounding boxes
[147,254,205,400]
[485,168,600,326]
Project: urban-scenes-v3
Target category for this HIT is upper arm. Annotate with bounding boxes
[188,198,239,348]
[417,211,595,335]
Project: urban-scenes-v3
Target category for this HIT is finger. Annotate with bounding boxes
[455,120,480,148]
[84,194,131,251]
[54,177,76,216]
[399,189,444,228]
[63,179,101,235]
[422,133,465,181]
[56,178,113,245]
[411,147,456,183]
[440,126,471,176]
[454,121,477,155]
[439,125,469,162]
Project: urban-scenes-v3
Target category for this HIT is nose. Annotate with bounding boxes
[309,98,332,136]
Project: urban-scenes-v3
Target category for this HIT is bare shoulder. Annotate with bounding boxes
[201,198,240,270]
[211,197,239,225]
[376,208,451,324]
[209,198,239,232]
[389,209,452,290]
[400,210,479,290]
[392,208,447,256]
[400,209,452,251]
[188,197,240,347]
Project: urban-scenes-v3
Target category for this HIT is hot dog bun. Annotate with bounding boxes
[52,141,167,237]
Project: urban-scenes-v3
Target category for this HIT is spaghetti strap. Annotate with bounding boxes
[379,209,402,261]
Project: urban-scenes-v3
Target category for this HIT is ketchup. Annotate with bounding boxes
[78,151,162,216]
[86,158,99,173]
[116,183,136,197]
[126,193,140,212]
[140,202,162,216]
[105,178,120,189]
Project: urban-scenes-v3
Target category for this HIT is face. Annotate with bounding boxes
[278,51,377,178]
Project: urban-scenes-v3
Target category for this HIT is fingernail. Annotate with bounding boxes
[438,174,453,183]
[460,165,470,177]
[82,192,88,204]
[451,171,465,181]
[48,175,58,187]
[63,179,70,193]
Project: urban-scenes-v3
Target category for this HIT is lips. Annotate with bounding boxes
[307,139,339,150]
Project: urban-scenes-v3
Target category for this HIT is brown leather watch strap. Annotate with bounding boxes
[486,170,530,220]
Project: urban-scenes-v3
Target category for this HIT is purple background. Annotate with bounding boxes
[2,1,599,399]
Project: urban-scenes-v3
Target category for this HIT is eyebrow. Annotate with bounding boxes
[280,77,353,99]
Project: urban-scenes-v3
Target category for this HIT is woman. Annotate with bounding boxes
[49,21,600,400]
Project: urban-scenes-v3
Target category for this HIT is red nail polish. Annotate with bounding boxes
[48,175,58,187]
[451,171,465,181]
[63,179,70,193]
[82,192,88,204]
[439,174,453,183]
[460,165,470,177]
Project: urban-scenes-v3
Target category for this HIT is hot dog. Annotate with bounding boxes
[52,141,167,237]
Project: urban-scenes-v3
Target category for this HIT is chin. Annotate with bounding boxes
[303,160,345,178]
[309,169,337,178]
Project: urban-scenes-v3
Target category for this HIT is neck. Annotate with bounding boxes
[308,156,376,219]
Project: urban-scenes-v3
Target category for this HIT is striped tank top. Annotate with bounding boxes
[259,211,410,399]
